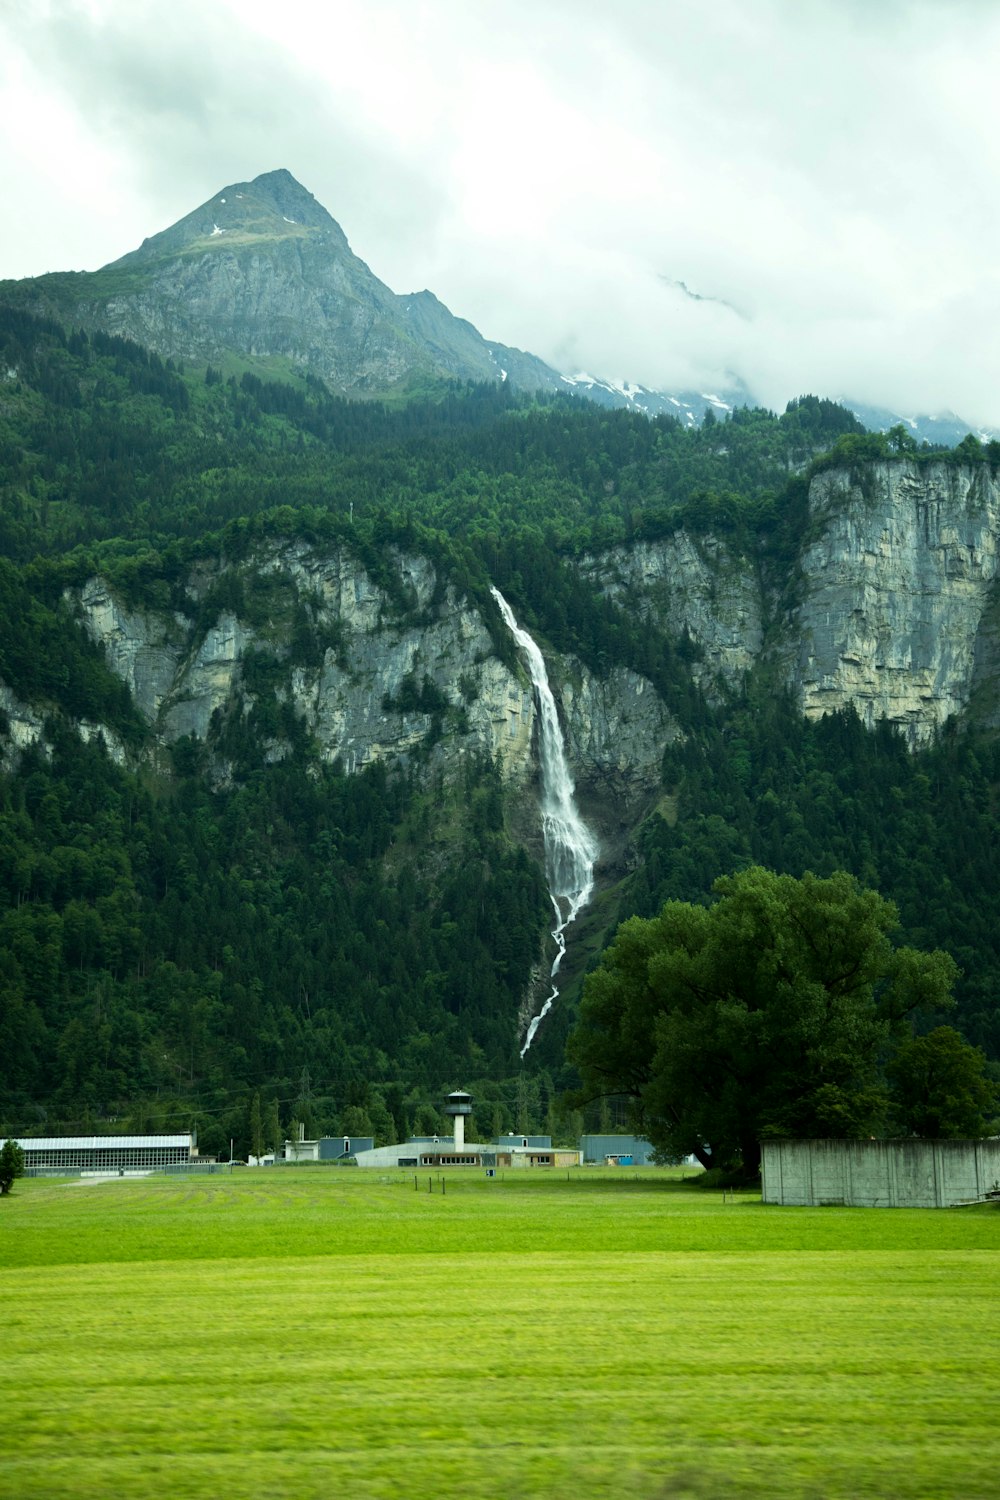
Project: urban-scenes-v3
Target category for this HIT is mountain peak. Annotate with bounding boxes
[108,168,349,268]
[235,168,339,231]
[19,169,561,396]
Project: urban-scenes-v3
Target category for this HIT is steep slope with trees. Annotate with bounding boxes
[1,299,1000,1152]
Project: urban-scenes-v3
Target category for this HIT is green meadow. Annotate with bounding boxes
[1,1169,998,1500]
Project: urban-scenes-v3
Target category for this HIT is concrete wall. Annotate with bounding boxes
[762,1138,1000,1208]
[351,1143,416,1169]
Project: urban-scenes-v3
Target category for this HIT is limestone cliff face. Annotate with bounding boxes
[41,459,1000,794]
[71,543,674,809]
[0,684,49,773]
[0,680,127,773]
[788,460,1000,742]
[74,582,192,724]
[582,533,763,695]
[559,664,682,794]
[584,459,1000,744]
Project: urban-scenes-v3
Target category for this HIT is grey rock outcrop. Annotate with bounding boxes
[789,460,1000,743]
[559,663,682,795]
[0,683,49,772]
[71,543,675,811]
[585,459,1000,745]
[75,580,187,722]
[0,680,126,773]
[37,460,1000,792]
[583,534,763,695]
[162,614,258,742]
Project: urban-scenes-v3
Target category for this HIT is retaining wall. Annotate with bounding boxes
[761,1137,1000,1208]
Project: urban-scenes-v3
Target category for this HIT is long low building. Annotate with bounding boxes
[15,1134,196,1175]
[354,1139,581,1169]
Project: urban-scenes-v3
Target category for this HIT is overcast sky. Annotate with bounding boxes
[2,0,998,422]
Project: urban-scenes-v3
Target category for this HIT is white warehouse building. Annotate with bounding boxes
[15,1134,196,1176]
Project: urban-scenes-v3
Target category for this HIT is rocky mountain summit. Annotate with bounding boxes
[10,169,563,396]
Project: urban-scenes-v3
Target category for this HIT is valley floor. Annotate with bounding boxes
[1,1169,997,1499]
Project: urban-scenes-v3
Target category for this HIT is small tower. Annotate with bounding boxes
[444,1090,473,1151]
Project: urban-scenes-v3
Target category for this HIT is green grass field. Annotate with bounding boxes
[1,1168,998,1499]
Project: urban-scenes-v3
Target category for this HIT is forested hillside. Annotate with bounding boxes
[2,304,999,1154]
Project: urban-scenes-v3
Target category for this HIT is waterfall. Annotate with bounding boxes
[491,588,599,1055]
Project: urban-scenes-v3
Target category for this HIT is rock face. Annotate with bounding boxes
[25,170,562,397]
[582,534,763,696]
[789,460,1000,743]
[71,543,675,817]
[22,458,1000,798]
[75,582,189,723]
[585,459,1000,744]
[0,681,126,773]
[0,684,49,772]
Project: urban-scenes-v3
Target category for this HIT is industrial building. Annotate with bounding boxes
[580,1134,658,1166]
[761,1137,1000,1208]
[282,1131,375,1162]
[348,1090,581,1169]
[353,1137,581,1169]
[15,1134,196,1176]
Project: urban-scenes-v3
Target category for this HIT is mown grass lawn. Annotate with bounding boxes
[1,1168,997,1499]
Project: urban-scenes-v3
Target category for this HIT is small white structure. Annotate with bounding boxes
[284,1124,319,1162]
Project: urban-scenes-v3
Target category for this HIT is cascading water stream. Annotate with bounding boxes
[491,588,599,1056]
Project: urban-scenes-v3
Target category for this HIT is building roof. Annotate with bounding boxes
[16,1135,193,1151]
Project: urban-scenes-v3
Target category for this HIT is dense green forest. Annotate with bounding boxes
[0,730,547,1155]
[1,304,999,1152]
[0,303,917,564]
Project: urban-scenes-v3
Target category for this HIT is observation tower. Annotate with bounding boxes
[444,1090,473,1150]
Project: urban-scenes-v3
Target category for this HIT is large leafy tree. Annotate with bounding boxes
[568,867,957,1176]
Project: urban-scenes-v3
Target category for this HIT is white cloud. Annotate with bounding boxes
[1,0,998,422]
